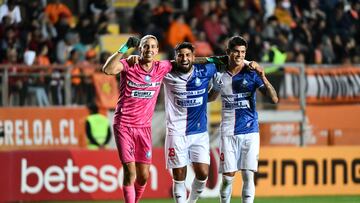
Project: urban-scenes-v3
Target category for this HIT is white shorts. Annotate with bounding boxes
[165,132,210,169]
[219,132,259,173]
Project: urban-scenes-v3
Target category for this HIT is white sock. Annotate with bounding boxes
[173,180,187,203]
[187,178,207,203]
[220,175,234,203]
[241,170,255,203]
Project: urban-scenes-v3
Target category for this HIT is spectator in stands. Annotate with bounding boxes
[262,0,276,20]
[72,32,87,61]
[79,49,98,104]
[38,13,58,43]
[87,0,115,25]
[261,37,288,74]
[24,0,45,23]
[261,15,281,42]
[54,13,71,42]
[56,32,75,64]
[274,0,296,29]
[193,31,213,57]
[227,0,251,33]
[27,69,50,107]
[0,15,12,39]
[36,44,51,66]
[0,26,22,62]
[49,67,64,105]
[131,0,152,36]
[151,0,173,44]
[45,0,72,25]
[3,47,28,106]
[320,35,335,64]
[66,49,83,104]
[0,0,22,25]
[75,14,97,47]
[86,102,111,150]
[165,12,196,48]
[202,11,227,47]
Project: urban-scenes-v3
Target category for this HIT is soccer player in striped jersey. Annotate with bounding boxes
[211,36,278,203]
[102,35,172,203]
[163,42,218,203]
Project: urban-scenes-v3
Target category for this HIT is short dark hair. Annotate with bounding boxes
[227,36,248,50]
[174,42,195,54]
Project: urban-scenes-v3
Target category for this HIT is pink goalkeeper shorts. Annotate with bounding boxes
[113,124,152,164]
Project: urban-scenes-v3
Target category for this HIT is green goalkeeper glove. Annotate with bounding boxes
[118,36,140,54]
[206,55,228,65]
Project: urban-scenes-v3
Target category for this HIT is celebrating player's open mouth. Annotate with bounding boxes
[180,60,190,67]
[143,52,153,58]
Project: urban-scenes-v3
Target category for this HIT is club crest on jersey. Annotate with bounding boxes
[195,77,201,87]
[241,79,248,88]
[144,75,151,82]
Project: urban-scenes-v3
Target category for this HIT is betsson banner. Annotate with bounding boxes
[0,107,88,150]
[0,147,359,202]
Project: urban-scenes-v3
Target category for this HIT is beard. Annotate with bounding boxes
[176,62,193,73]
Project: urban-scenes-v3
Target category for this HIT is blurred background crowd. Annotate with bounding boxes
[0,0,359,106]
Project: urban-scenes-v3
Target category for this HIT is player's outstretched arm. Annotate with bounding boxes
[195,56,251,67]
[250,61,279,104]
[194,55,228,65]
[102,36,140,75]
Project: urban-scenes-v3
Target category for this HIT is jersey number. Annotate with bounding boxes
[168,148,176,157]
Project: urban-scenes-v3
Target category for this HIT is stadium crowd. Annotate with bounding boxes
[0,0,359,106]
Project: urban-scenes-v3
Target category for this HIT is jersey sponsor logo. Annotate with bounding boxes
[131,90,155,98]
[172,88,206,96]
[175,97,203,107]
[222,92,251,99]
[222,100,250,109]
[127,80,160,88]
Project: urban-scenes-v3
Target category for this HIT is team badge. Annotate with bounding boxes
[195,77,201,87]
[241,79,248,88]
[145,75,151,82]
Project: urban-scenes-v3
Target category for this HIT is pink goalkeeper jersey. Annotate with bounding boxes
[114,59,172,127]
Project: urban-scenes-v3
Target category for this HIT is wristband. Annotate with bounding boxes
[118,44,129,54]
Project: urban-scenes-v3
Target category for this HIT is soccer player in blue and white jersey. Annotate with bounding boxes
[163,42,217,203]
[211,36,278,203]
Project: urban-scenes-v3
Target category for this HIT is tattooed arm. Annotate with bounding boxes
[250,61,279,104]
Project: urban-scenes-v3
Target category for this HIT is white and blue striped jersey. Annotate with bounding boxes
[164,63,217,136]
[214,67,264,136]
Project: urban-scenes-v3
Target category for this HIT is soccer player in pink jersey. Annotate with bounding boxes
[102,35,172,203]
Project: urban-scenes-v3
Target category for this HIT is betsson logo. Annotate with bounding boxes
[21,159,158,194]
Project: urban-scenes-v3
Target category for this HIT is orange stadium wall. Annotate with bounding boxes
[0,107,89,150]
[259,105,360,146]
[0,147,359,202]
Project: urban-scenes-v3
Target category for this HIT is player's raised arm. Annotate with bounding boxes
[102,36,140,75]
[251,61,279,104]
